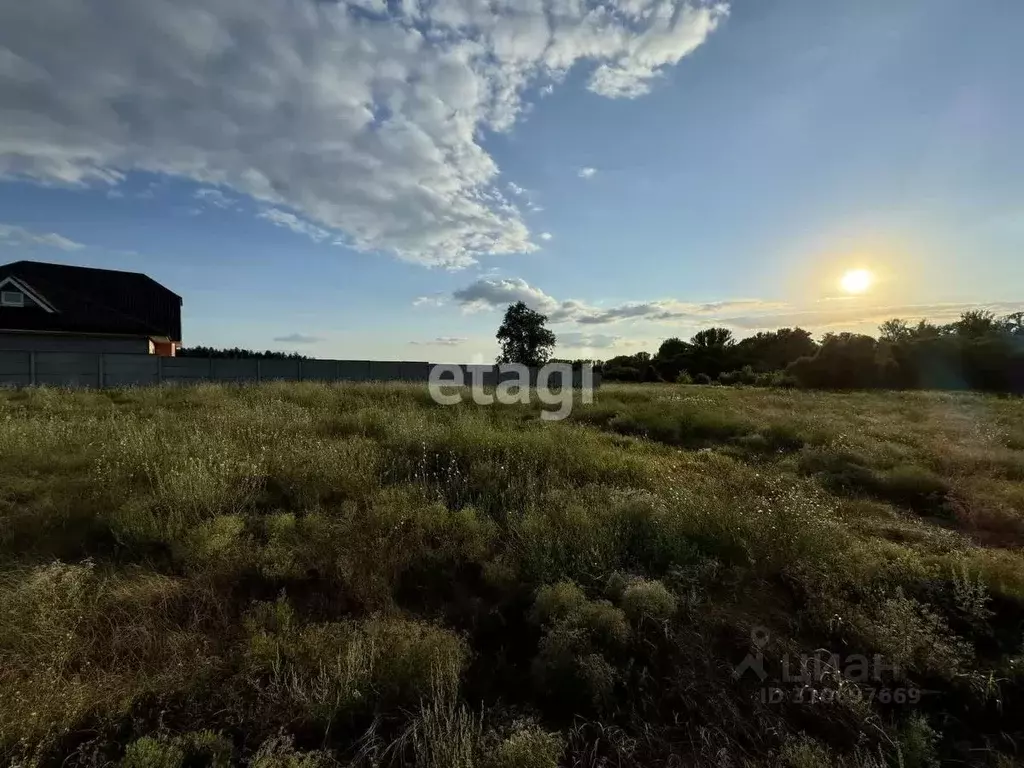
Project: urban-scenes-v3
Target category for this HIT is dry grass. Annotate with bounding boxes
[0,381,1022,766]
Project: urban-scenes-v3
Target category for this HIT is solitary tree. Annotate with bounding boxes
[496,301,557,367]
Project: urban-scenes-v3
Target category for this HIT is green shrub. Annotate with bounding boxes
[250,735,337,768]
[780,734,831,768]
[120,731,232,768]
[242,607,467,719]
[487,724,563,768]
[577,600,630,646]
[895,714,939,768]
[121,737,185,768]
[620,579,677,622]
[531,582,587,625]
[875,465,951,514]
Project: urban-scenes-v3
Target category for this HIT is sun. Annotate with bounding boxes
[840,268,873,294]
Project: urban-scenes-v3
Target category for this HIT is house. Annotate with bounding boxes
[0,260,182,355]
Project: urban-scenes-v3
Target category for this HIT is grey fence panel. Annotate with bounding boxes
[0,351,30,377]
[300,359,339,381]
[103,354,160,386]
[399,361,431,381]
[35,352,100,388]
[367,361,404,381]
[259,359,300,380]
[162,357,215,383]
[212,358,259,382]
[337,360,371,380]
[461,365,497,387]
[0,349,31,386]
[0,351,602,391]
[35,352,96,374]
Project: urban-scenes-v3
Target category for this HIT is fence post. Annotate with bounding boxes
[98,353,105,389]
[209,355,214,381]
[29,350,36,386]
[297,359,303,382]
[158,355,164,385]
[256,358,262,383]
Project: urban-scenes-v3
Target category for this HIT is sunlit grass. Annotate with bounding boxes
[0,382,1022,766]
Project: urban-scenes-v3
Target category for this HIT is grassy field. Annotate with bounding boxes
[1,382,1022,767]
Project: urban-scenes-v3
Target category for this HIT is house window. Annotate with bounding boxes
[1,290,25,307]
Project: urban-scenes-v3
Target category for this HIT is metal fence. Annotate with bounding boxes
[0,351,599,389]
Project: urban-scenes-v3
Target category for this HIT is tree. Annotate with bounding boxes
[950,310,1002,339]
[657,337,690,359]
[734,327,817,372]
[178,346,309,359]
[496,301,556,367]
[653,337,691,381]
[878,319,913,343]
[691,328,735,348]
[686,327,736,379]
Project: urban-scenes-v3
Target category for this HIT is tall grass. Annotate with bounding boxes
[0,382,1022,766]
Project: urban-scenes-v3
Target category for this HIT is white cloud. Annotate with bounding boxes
[0,0,724,267]
[410,336,468,346]
[558,331,622,348]
[539,232,553,240]
[452,277,560,314]
[194,187,236,209]
[273,333,322,344]
[258,208,331,243]
[578,167,598,179]
[413,293,448,308]
[507,182,527,196]
[0,223,85,251]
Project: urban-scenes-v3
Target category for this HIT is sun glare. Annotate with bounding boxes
[840,268,873,294]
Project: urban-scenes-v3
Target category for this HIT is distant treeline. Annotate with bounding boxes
[177,346,310,360]
[598,310,1024,393]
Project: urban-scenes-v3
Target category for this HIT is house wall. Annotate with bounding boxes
[0,332,149,354]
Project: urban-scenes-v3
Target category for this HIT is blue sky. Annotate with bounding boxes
[0,0,1021,361]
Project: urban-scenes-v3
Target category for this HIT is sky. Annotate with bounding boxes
[0,0,1021,362]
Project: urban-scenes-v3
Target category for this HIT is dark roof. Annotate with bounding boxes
[0,261,182,341]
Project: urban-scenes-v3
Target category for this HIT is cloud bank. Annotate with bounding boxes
[0,0,726,267]
[410,336,468,346]
[451,277,781,324]
[272,333,323,344]
[449,277,1023,334]
[0,223,85,251]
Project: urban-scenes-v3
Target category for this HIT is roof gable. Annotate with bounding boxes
[0,261,182,341]
[0,275,57,313]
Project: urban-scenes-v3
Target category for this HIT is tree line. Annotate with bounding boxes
[600,310,1024,393]
[492,301,1024,393]
[177,346,310,360]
